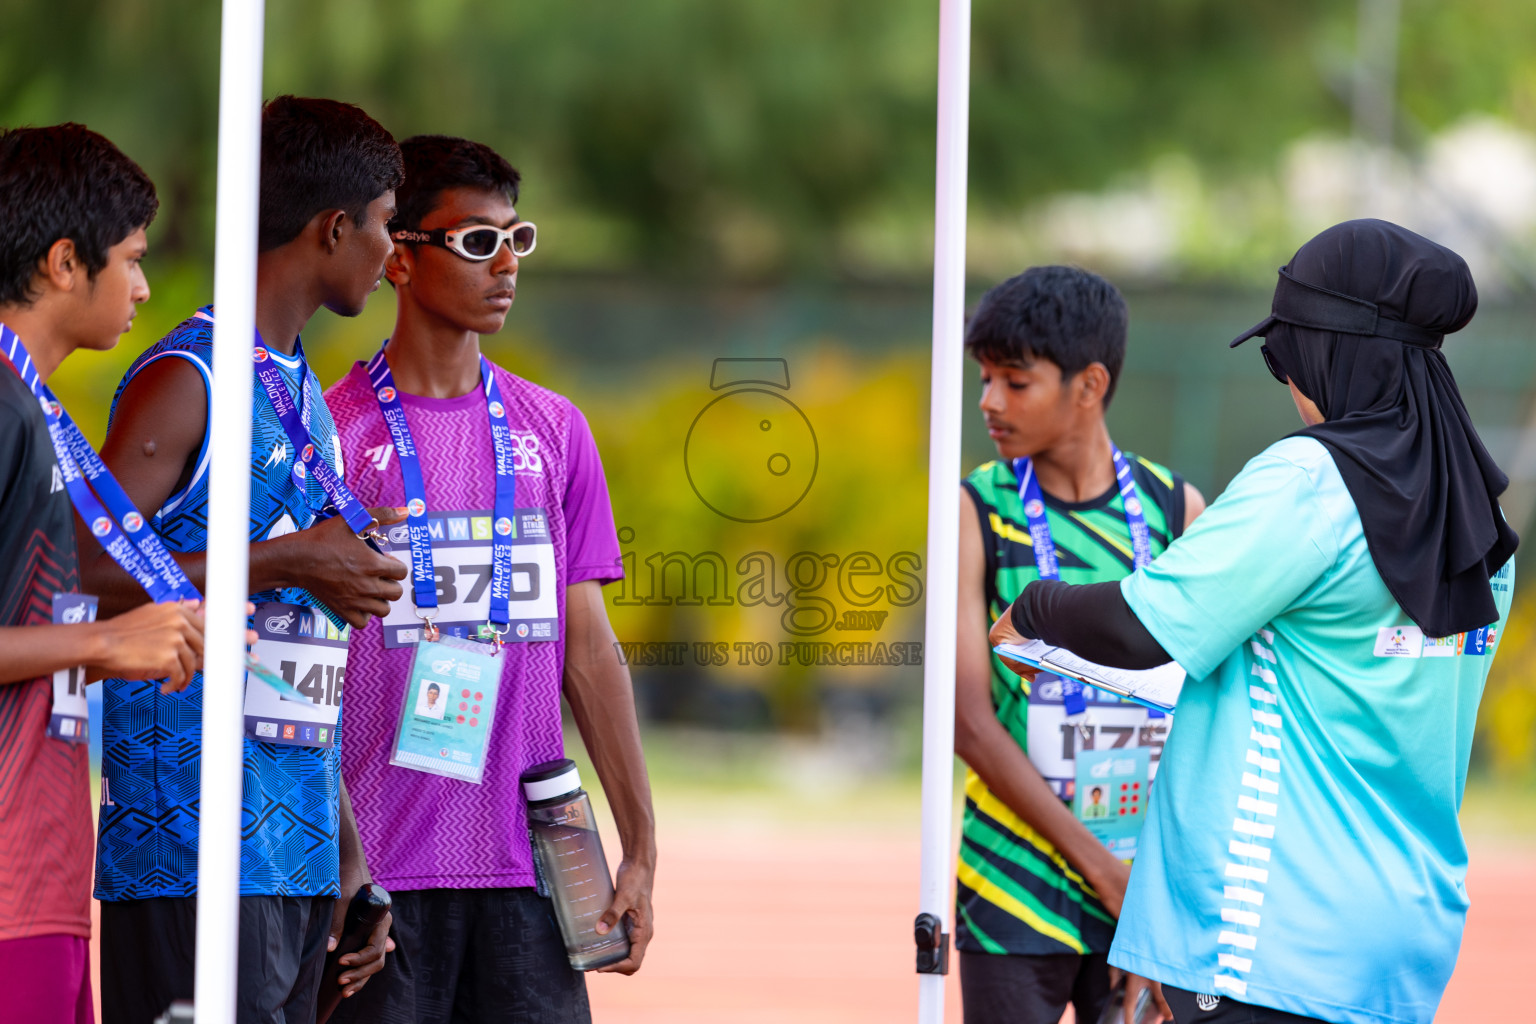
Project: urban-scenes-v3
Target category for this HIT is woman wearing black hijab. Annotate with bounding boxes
[991,220,1517,1024]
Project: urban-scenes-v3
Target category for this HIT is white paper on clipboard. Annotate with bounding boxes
[994,639,1185,713]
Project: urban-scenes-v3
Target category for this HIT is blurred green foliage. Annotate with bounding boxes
[10,0,1536,281]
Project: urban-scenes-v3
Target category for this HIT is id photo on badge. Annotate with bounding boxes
[416,679,449,720]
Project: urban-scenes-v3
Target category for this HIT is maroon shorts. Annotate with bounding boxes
[0,933,93,1024]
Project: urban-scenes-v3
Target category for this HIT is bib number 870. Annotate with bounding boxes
[432,563,541,604]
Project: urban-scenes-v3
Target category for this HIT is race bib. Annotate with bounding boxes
[1026,673,1168,801]
[49,593,97,743]
[244,601,347,748]
[389,633,504,784]
[381,508,559,647]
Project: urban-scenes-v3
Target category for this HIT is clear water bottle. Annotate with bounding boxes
[522,758,631,970]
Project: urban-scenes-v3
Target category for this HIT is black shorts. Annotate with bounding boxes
[1163,986,1328,1024]
[328,887,589,1024]
[958,950,1113,1024]
[99,894,334,1024]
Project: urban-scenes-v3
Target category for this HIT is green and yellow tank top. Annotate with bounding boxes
[957,451,1186,957]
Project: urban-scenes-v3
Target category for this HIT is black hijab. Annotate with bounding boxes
[1230,219,1517,638]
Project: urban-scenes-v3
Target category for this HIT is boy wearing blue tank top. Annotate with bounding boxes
[953,267,1204,1024]
[81,97,410,1024]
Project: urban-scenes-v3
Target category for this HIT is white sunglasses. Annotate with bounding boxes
[391,222,537,261]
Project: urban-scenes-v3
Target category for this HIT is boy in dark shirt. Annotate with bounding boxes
[0,123,204,1024]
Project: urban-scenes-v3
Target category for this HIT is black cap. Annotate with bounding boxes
[1231,268,1446,349]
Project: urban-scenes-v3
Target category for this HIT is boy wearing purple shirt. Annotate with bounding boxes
[325,135,654,1023]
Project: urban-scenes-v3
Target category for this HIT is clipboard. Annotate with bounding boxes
[993,639,1184,714]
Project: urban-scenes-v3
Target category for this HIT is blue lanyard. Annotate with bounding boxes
[1012,444,1156,717]
[366,346,519,634]
[0,325,199,604]
[211,309,374,537]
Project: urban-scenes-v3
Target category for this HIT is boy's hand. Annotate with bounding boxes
[282,507,408,628]
[90,600,205,691]
[593,858,655,975]
[1086,857,1131,919]
[329,900,394,998]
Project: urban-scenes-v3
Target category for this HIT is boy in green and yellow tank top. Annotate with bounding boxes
[954,266,1205,1024]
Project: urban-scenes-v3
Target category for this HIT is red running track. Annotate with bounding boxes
[86,827,1533,1021]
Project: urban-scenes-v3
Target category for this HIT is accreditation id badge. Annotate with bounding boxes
[49,593,97,743]
[243,601,346,748]
[1073,746,1150,859]
[380,508,559,648]
[389,633,503,784]
[1024,673,1168,801]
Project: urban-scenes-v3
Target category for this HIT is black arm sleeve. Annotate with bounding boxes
[1009,580,1171,669]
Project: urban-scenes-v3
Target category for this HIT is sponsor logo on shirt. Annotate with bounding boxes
[50,465,64,494]
[1422,634,1464,658]
[366,443,393,472]
[1374,625,1424,658]
[1196,994,1221,1012]
[264,442,287,468]
[1421,626,1498,657]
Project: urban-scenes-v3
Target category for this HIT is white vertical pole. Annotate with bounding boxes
[1351,0,1401,212]
[197,0,264,1019]
[917,0,971,1021]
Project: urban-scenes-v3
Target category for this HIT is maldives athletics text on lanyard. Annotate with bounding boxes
[0,324,201,743]
[366,346,520,645]
[367,346,528,785]
[211,308,377,750]
[1012,443,1158,721]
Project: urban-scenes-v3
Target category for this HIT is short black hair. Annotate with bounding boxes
[0,124,158,306]
[259,96,403,252]
[965,265,1129,407]
[390,135,521,233]
[427,683,440,694]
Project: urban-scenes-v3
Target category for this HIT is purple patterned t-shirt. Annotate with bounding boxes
[325,359,623,890]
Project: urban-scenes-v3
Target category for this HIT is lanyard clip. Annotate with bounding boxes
[487,621,510,655]
[415,608,440,644]
[1065,710,1094,744]
[355,516,384,543]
